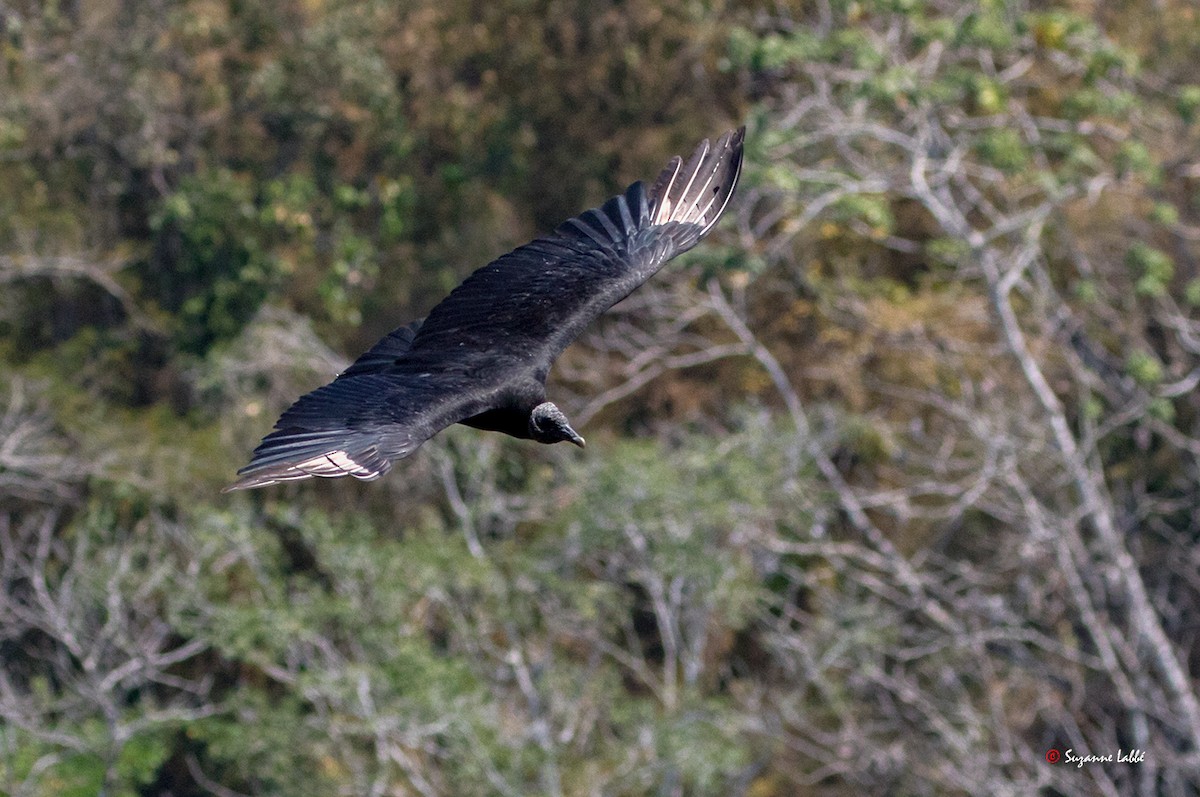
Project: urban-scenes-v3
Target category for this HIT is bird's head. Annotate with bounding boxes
[529,402,586,448]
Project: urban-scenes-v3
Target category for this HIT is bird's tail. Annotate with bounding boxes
[647,127,745,240]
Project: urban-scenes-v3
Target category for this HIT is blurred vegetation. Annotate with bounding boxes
[2,0,1200,795]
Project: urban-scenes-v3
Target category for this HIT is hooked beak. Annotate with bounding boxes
[569,431,586,449]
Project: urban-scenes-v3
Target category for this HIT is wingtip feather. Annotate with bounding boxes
[648,127,745,239]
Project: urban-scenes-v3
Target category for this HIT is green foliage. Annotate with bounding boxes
[167,421,792,794]
[1063,86,1136,119]
[1025,10,1096,53]
[926,236,973,267]
[116,733,174,795]
[1151,201,1180,226]
[1116,140,1159,182]
[1126,350,1164,387]
[975,127,1030,173]
[831,195,896,237]
[959,6,1016,51]
[1185,278,1200,307]
[840,414,899,464]
[1178,85,1200,124]
[147,170,281,354]
[727,28,821,72]
[970,75,1008,114]
[187,691,335,796]
[1074,278,1099,303]
[1148,396,1175,423]
[561,433,773,631]
[1126,242,1175,298]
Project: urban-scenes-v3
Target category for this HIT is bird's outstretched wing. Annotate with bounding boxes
[407,127,745,379]
[223,364,497,491]
[338,318,424,378]
[226,128,744,491]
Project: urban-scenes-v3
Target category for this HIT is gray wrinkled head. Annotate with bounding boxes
[528,402,586,448]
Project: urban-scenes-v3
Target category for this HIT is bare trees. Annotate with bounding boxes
[687,1,1200,792]
[0,378,214,795]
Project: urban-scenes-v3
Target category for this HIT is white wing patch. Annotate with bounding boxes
[651,139,725,227]
[294,449,383,479]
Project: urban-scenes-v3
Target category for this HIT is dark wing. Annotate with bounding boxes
[338,318,424,378]
[223,365,496,491]
[407,127,745,380]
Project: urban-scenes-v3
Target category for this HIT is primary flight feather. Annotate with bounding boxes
[226,128,745,491]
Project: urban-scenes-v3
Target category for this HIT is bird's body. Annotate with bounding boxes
[226,128,745,491]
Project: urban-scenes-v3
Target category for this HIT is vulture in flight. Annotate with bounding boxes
[226,128,745,491]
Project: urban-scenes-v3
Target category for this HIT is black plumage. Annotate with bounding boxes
[226,128,745,491]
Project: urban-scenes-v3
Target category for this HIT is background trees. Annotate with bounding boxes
[2,0,1199,794]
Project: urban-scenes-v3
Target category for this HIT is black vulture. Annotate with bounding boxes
[225,128,745,491]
